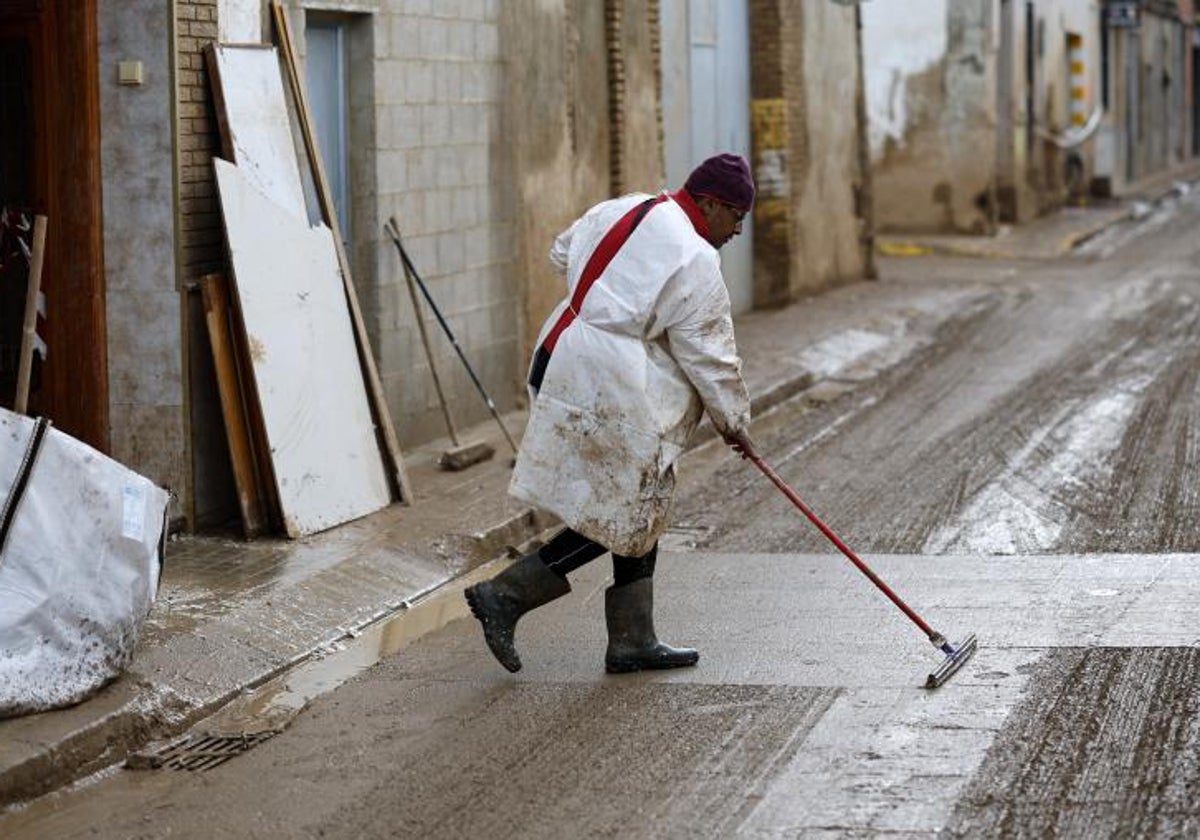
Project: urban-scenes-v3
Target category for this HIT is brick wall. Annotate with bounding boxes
[176,0,224,280]
[748,0,792,307]
[175,0,234,527]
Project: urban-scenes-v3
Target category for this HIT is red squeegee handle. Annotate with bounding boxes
[747,452,939,642]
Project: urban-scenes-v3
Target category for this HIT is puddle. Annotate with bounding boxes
[183,559,505,736]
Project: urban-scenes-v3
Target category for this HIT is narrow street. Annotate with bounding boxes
[3,188,1200,838]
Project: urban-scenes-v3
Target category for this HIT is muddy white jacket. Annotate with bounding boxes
[509,191,751,557]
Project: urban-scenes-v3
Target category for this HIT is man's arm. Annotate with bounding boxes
[549,218,582,276]
[659,255,752,438]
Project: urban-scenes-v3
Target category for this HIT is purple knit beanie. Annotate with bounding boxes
[683,153,756,213]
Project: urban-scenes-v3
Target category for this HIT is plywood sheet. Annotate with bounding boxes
[207,44,307,215]
[214,158,390,536]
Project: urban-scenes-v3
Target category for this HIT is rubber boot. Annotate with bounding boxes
[464,554,570,672]
[604,577,699,674]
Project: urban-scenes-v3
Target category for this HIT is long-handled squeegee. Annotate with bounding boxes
[746,449,977,688]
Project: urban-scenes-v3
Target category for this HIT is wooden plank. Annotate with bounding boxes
[270,0,414,505]
[213,158,392,537]
[204,43,307,215]
[14,215,46,415]
[200,273,270,538]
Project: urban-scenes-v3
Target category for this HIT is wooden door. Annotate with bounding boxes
[0,0,108,449]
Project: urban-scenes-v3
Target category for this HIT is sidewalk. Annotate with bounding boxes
[878,158,1200,261]
[0,269,1007,807]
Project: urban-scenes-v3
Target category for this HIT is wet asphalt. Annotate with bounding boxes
[4,188,1200,838]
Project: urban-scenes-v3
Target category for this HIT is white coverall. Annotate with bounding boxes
[509,192,751,557]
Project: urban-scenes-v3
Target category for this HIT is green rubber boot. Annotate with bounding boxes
[604,577,699,674]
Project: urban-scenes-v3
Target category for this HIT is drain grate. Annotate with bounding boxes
[128,731,280,772]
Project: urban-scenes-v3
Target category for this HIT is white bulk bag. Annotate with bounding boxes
[0,407,168,717]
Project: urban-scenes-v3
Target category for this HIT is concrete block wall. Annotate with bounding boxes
[362,0,519,447]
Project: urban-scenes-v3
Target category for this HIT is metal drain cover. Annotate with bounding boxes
[127,731,280,772]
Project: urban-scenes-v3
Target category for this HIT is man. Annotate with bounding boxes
[465,153,755,674]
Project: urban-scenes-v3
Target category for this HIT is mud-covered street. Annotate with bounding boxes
[4,188,1200,838]
[675,187,1200,559]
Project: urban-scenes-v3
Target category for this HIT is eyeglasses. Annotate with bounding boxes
[720,201,748,224]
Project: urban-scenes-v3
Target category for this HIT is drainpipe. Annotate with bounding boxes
[605,0,626,196]
[853,3,877,279]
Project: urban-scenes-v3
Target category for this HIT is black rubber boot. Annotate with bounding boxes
[464,554,570,672]
[604,577,699,674]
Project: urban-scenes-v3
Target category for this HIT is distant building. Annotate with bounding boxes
[862,0,1198,234]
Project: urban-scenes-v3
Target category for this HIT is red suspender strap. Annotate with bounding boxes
[542,194,668,354]
[527,194,668,392]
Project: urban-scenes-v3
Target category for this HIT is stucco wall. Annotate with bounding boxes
[504,0,662,367]
[98,0,187,513]
[788,1,867,292]
[863,0,998,234]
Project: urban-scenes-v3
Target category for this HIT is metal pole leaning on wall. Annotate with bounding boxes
[14,215,47,415]
[384,221,520,457]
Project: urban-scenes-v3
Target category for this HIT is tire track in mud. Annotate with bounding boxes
[943,648,1200,839]
[920,281,1200,555]
[1061,301,1200,552]
[669,288,1015,554]
[689,270,1200,556]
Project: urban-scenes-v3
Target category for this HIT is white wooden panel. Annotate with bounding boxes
[210,45,307,216]
[214,158,390,537]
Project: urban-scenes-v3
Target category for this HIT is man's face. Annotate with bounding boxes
[698,197,747,249]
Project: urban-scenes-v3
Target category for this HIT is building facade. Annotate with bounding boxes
[1094,0,1196,194]
[863,0,1197,234]
[0,0,870,532]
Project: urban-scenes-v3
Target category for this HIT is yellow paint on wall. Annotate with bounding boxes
[751,99,789,150]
